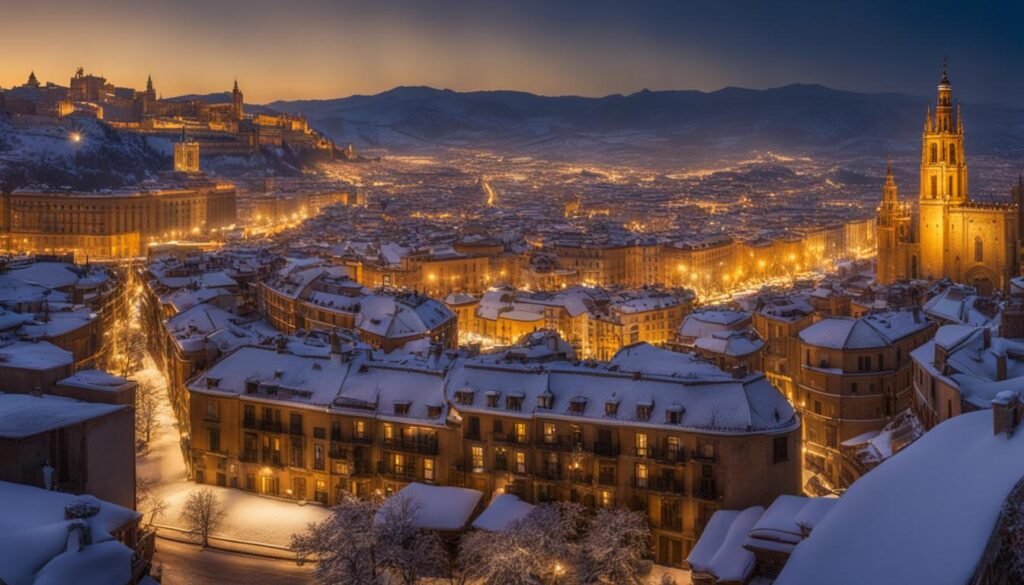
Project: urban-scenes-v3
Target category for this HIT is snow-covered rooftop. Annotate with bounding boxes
[775,410,1024,585]
[376,482,483,531]
[471,494,535,532]
[0,393,127,438]
[798,309,931,350]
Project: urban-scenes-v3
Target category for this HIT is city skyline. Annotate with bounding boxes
[3,0,1023,103]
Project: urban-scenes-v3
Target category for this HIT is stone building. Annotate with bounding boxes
[185,332,800,568]
[877,64,1024,294]
[795,310,935,489]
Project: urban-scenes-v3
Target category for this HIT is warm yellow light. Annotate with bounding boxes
[69,132,82,143]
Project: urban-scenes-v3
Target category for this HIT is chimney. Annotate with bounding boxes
[732,362,748,379]
[992,391,1021,438]
[983,327,992,349]
[997,352,1008,382]
[912,306,921,323]
[275,336,287,353]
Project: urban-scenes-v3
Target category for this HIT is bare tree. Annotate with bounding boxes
[180,488,225,548]
[577,507,651,585]
[135,380,160,451]
[135,476,168,527]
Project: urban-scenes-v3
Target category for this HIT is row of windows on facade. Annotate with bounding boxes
[455,389,684,423]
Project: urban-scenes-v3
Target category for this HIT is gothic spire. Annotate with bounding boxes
[940,57,950,86]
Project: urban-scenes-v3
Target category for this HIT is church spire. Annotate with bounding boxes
[940,57,951,86]
[146,75,154,92]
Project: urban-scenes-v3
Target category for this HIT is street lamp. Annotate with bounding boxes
[551,562,565,585]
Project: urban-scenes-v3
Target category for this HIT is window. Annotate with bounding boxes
[492,419,504,435]
[472,446,484,471]
[637,403,652,421]
[514,423,527,444]
[384,423,394,441]
[291,437,304,467]
[543,423,556,444]
[208,428,220,453]
[975,236,983,262]
[635,463,649,488]
[355,420,366,440]
[931,175,938,198]
[826,426,837,448]
[949,144,956,164]
[773,436,789,464]
[243,404,255,426]
[467,416,481,439]
[424,458,435,481]
[506,395,523,411]
[600,490,613,508]
[605,400,619,417]
[486,392,500,408]
[289,413,303,434]
[930,143,938,163]
[538,392,552,410]
[515,451,526,474]
[949,176,954,197]
[313,427,325,440]
[569,397,587,414]
[635,433,648,457]
[666,407,682,425]
[814,401,822,415]
[206,400,219,421]
[314,444,324,471]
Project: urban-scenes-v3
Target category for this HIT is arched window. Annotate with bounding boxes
[930,144,938,163]
[949,144,956,165]
[931,176,938,198]
[911,255,919,279]
[975,236,984,263]
[949,176,954,197]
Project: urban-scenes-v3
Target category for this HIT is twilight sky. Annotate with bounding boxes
[3,0,1022,103]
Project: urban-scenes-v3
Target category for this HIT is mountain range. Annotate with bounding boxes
[258,84,1024,164]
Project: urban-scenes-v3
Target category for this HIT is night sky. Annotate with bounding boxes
[3,0,1022,103]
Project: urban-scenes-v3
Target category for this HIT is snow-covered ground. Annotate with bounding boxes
[135,357,329,549]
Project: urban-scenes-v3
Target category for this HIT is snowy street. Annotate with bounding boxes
[152,538,313,585]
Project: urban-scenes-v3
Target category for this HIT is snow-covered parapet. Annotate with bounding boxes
[688,506,764,585]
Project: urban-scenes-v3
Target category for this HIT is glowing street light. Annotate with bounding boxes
[69,132,82,143]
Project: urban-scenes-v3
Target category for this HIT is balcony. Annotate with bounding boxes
[243,419,283,433]
[289,424,304,436]
[463,430,483,441]
[569,471,594,486]
[491,431,530,446]
[649,446,687,464]
[331,431,373,445]
[380,461,417,482]
[382,436,439,456]
[654,517,684,532]
[537,436,579,452]
[592,442,620,458]
[598,472,616,486]
[693,480,722,501]
[536,466,564,482]
[239,450,258,463]
[350,460,374,477]
[259,453,284,468]
[632,476,685,496]
[691,450,718,464]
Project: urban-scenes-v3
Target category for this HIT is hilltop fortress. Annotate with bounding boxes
[0,68,341,158]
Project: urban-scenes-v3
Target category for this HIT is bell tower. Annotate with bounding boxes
[918,60,967,280]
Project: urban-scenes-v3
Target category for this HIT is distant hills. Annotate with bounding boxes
[265,84,1024,163]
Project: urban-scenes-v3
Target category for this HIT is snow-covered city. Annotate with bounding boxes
[2,2,1024,585]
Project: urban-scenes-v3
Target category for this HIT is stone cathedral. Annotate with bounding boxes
[877,65,1024,294]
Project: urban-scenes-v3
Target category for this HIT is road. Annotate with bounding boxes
[152,538,314,585]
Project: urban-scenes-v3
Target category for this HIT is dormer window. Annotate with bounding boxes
[666,405,684,425]
[245,380,259,394]
[538,391,553,410]
[393,401,410,416]
[569,397,587,415]
[605,400,619,417]
[637,402,653,421]
[427,404,442,419]
[486,391,500,408]
[455,390,474,405]
[207,377,220,389]
[506,393,524,412]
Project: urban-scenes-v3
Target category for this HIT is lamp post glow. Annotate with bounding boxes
[69,132,82,143]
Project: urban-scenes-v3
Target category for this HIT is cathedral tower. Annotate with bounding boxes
[876,160,913,283]
[918,62,968,280]
[231,79,244,121]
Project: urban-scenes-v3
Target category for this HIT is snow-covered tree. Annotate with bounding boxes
[577,507,651,585]
[458,502,585,585]
[293,493,448,585]
[180,488,225,548]
[374,493,448,584]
